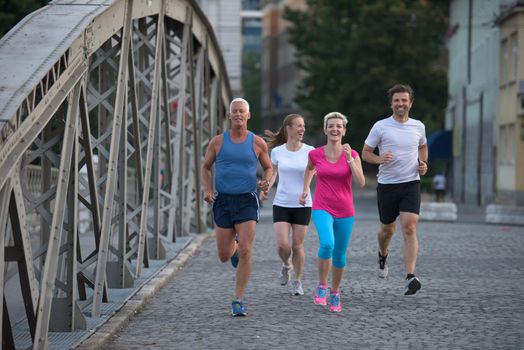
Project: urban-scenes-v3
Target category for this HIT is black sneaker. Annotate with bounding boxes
[378,251,388,278]
[404,276,421,295]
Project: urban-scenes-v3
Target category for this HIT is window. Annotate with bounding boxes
[499,125,508,162]
[242,18,262,53]
[508,123,516,163]
[242,0,260,10]
[501,39,508,85]
[499,123,516,164]
[511,33,518,83]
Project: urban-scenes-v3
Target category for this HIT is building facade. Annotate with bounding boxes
[260,0,306,131]
[197,0,243,96]
[447,0,524,206]
[242,0,263,54]
[496,1,524,205]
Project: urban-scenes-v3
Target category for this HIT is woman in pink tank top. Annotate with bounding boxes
[299,112,365,312]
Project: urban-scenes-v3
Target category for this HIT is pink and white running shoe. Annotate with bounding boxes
[314,284,327,306]
[329,290,342,313]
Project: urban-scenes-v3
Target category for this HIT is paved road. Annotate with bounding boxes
[98,190,524,350]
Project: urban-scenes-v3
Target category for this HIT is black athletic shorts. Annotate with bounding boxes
[273,205,312,225]
[376,180,421,224]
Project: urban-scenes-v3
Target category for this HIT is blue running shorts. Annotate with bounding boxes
[213,192,260,228]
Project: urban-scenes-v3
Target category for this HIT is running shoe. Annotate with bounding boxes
[328,289,342,313]
[230,250,239,268]
[290,280,304,296]
[279,265,292,286]
[378,251,389,278]
[231,300,247,316]
[404,276,422,295]
[230,235,239,268]
[314,284,327,305]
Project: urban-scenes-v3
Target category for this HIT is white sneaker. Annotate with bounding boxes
[290,280,304,296]
[279,265,292,286]
[378,251,388,278]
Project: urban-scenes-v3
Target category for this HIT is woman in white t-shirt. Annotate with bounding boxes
[261,114,315,296]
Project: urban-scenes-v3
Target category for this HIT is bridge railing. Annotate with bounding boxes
[0,0,230,348]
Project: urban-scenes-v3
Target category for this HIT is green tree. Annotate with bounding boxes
[1,0,45,37]
[242,51,262,133]
[284,0,448,145]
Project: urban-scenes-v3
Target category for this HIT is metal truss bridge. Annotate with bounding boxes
[0,0,230,348]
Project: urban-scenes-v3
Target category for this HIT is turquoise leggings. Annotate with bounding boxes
[312,210,355,268]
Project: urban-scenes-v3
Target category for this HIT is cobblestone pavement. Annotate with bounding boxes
[99,191,524,350]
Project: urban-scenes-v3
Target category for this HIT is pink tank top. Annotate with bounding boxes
[309,146,359,218]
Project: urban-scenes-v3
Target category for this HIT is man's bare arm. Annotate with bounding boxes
[201,136,220,203]
[362,144,393,164]
[255,136,273,193]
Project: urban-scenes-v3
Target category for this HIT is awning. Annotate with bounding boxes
[427,130,452,161]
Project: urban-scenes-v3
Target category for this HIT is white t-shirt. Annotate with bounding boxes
[433,174,446,190]
[364,116,426,184]
[271,143,315,207]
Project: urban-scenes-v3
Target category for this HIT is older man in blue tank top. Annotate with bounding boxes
[201,98,273,316]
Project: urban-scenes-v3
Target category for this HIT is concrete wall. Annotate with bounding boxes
[198,0,243,96]
[447,0,500,205]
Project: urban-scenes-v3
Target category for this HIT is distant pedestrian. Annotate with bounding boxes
[433,173,446,202]
[201,98,273,316]
[362,84,428,295]
[300,112,365,312]
[261,114,315,296]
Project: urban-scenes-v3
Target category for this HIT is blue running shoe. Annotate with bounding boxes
[231,300,247,316]
[230,235,239,268]
[230,249,239,268]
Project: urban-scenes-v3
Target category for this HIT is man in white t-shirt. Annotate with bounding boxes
[362,84,428,296]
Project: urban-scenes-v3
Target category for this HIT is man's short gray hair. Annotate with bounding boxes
[230,98,250,112]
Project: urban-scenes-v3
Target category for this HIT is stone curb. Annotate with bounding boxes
[485,204,524,225]
[73,232,213,350]
[419,201,457,222]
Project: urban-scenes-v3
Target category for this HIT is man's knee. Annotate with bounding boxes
[237,238,254,257]
[402,224,417,237]
[217,251,230,263]
[237,245,252,262]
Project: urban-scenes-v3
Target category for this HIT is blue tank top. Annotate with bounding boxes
[215,131,258,194]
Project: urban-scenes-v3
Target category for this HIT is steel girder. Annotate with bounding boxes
[0,0,230,348]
